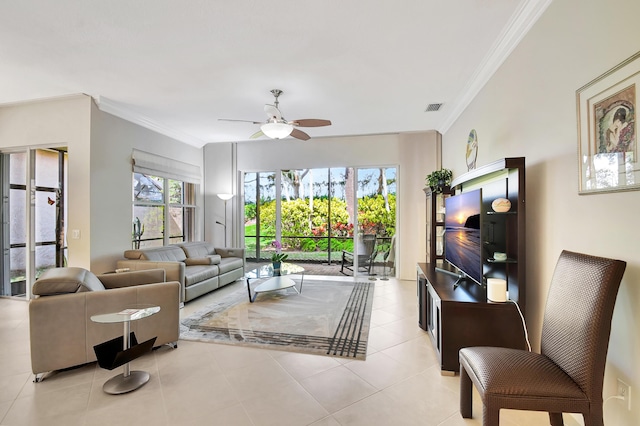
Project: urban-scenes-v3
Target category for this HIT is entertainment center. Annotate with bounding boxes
[418,157,527,373]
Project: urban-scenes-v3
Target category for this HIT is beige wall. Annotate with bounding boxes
[442,0,640,424]
[0,95,203,276]
[206,131,440,280]
[89,101,203,272]
[0,95,92,268]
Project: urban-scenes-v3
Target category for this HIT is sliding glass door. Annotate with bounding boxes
[244,171,276,261]
[1,148,68,298]
[243,166,396,277]
[356,167,396,277]
[280,168,330,263]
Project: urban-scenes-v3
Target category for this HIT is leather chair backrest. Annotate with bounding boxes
[541,250,626,399]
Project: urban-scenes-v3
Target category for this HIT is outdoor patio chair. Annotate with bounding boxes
[340,234,377,276]
[382,235,396,276]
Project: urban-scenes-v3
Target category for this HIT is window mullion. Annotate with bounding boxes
[163,177,169,245]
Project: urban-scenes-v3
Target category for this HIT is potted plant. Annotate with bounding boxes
[425,168,453,193]
[132,217,145,249]
[271,240,288,273]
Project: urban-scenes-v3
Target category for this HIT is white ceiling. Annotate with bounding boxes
[0,0,550,147]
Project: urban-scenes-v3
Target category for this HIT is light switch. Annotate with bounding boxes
[72,229,81,239]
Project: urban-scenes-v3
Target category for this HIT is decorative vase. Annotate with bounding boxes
[491,198,511,213]
[272,261,281,275]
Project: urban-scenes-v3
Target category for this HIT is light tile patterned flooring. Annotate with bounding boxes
[0,275,573,425]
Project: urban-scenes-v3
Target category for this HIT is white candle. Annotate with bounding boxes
[487,278,507,302]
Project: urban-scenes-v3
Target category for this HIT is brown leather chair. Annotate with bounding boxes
[459,250,626,426]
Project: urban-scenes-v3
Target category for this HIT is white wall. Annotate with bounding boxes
[203,142,235,247]
[205,131,441,280]
[442,0,640,424]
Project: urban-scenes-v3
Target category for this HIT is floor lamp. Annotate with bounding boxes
[217,193,234,247]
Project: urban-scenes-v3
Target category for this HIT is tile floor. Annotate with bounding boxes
[0,276,576,425]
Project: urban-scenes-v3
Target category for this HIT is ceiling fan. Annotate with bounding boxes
[219,89,331,141]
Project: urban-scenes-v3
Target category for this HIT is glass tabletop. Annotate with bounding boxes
[245,262,305,279]
[90,305,160,324]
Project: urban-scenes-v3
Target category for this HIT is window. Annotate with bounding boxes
[132,173,196,248]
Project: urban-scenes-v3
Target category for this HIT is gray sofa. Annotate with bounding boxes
[117,241,245,303]
[29,267,180,381]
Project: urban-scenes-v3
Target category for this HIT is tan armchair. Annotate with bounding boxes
[29,267,180,382]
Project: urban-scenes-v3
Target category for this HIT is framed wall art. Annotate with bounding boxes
[576,51,640,194]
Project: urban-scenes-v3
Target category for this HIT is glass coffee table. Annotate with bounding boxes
[245,262,305,303]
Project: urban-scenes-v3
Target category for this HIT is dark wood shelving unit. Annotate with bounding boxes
[424,187,453,265]
[418,157,527,374]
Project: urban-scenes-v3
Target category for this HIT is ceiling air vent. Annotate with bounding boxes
[425,103,443,112]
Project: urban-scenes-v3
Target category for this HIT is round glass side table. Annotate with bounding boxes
[91,305,160,394]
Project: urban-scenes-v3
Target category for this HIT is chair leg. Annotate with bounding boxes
[582,407,604,426]
[549,412,564,425]
[482,402,500,426]
[460,364,473,418]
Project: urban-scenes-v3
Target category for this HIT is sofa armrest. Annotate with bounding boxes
[215,247,245,260]
[97,269,166,289]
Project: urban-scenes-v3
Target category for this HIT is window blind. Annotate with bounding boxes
[132,149,201,184]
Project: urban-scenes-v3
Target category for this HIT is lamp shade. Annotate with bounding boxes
[217,193,234,201]
[261,122,293,139]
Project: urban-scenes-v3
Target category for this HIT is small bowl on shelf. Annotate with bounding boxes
[493,252,507,261]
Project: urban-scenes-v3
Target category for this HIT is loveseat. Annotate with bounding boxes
[117,242,245,303]
[29,267,180,382]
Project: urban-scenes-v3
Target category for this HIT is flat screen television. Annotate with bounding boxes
[443,188,483,286]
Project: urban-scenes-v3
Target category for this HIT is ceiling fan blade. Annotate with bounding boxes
[290,128,310,141]
[290,119,332,127]
[218,118,263,124]
[264,104,282,120]
[250,130,265,139]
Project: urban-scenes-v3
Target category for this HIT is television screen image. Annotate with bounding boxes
[444,189,483,285]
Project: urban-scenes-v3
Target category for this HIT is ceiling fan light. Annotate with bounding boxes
[261,122,293,139]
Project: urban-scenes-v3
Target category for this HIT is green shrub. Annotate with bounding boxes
[300,238,318,252]
[244,203,257,222]
[253,195,395,251]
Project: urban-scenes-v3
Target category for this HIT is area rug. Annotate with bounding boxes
[180,279,374,359]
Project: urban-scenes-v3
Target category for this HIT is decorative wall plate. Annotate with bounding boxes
[466,129,478,171]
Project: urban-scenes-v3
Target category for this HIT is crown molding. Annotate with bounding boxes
[96,96,205,147]
[438,0,553,134]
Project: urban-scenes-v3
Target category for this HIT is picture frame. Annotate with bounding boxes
[576,51,640,194]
